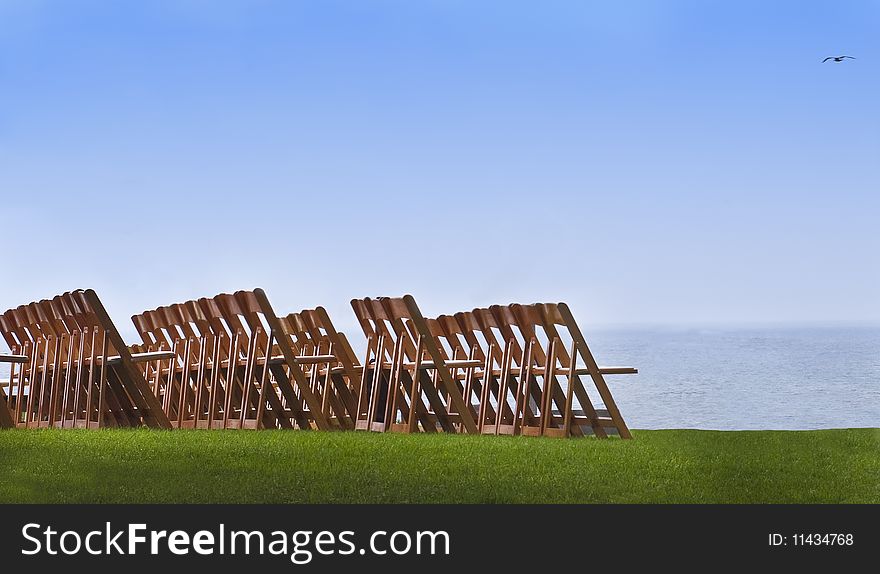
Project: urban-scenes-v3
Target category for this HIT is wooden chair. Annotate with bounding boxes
[446,306,582,436]
[425,310,532,436]
[277,307,362,427]
[131,289,357,430]
[415,315,486,425]
[350,296,479,434]
[487,302,635,438]
[0,290,171,429]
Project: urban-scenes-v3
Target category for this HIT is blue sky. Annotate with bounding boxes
[1,1,877,338]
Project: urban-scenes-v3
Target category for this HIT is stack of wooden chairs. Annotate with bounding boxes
[129,290,361,430]
[2,289,636,438]
[0,290,170,429]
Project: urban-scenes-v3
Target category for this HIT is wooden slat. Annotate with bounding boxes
[484,366,637,377]
[105,351,177,365]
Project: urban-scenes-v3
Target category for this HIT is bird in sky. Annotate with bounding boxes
[823,55,856,63]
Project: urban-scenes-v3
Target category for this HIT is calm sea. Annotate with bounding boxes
[589,325,880,430]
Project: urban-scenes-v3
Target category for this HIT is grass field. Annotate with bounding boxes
[0,428,877,503]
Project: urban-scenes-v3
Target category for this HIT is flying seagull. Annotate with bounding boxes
[823,55,855,63]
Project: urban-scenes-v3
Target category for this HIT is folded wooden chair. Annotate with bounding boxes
[490,302,635,438]
[425,310,536,436]
[457,306,585,436]
[415,315,486,424]
[0,290,171,429]
[350,296,479,434]
[132,289,356,430]
[276,307,362,426]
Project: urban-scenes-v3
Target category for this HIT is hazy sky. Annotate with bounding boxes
[1,1,877,340]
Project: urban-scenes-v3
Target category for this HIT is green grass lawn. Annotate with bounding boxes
[0,428,877,503]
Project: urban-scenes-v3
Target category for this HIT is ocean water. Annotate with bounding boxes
[588,326,880,430]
